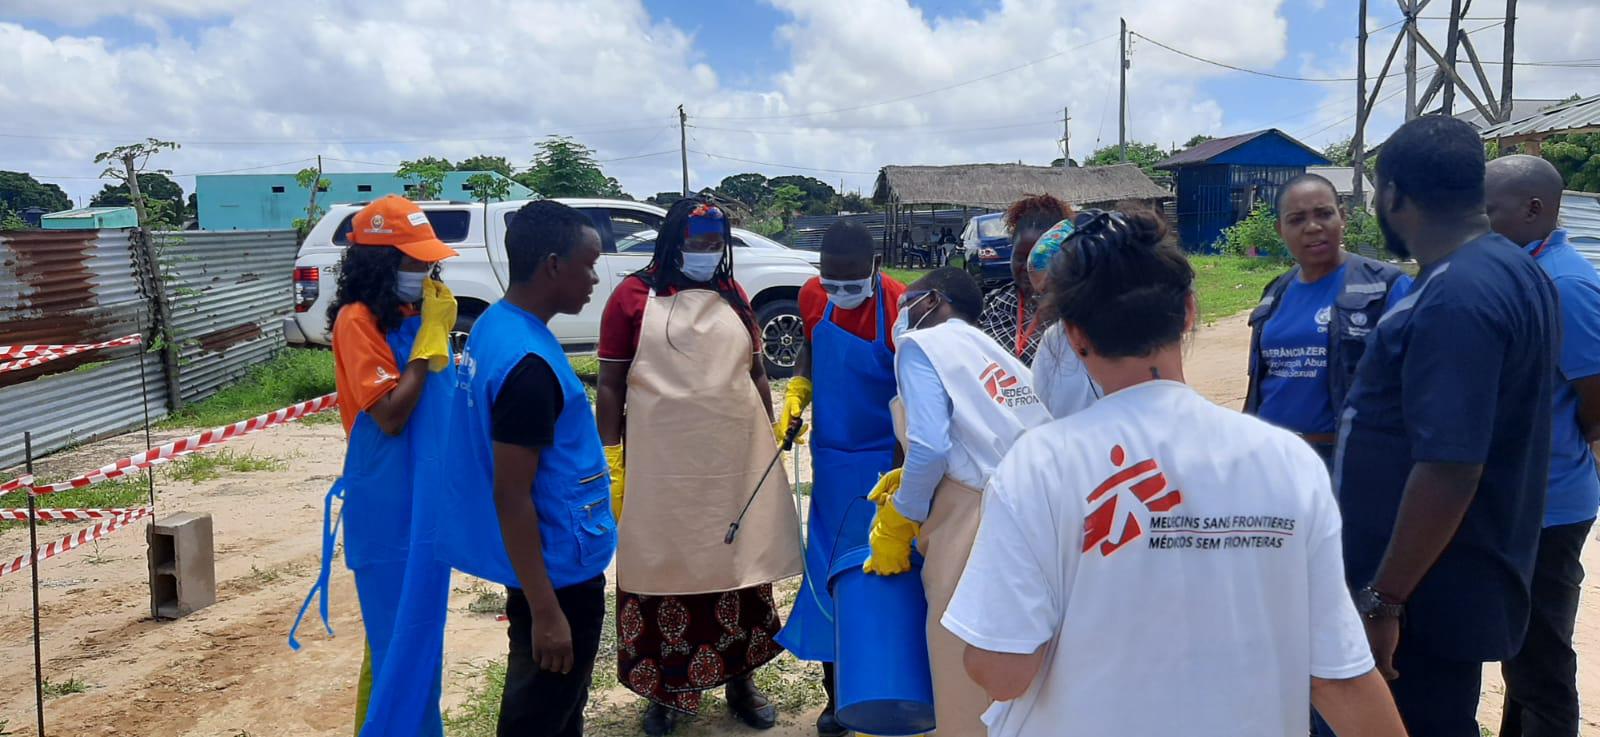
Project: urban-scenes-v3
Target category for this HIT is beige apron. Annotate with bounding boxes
[891,399,990,737]
[616,288,802,595]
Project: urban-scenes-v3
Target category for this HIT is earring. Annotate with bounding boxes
[1078,348,1089,357]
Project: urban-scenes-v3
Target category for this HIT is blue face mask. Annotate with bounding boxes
[680,252,721,282]
[395,270,426,303]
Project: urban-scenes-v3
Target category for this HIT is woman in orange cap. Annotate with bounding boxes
[291,194,459,736]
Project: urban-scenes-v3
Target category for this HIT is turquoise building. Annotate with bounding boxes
[195,171,533,230]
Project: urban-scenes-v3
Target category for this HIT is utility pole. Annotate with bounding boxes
[1404,0,1418,120]
[1353,0,1369,209]
[1060,106,1072,164]
[1119,18,1129,163]
[678,104,689,196]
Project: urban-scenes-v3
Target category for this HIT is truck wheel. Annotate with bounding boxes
[450,306,481,357]
[756,299,804,380]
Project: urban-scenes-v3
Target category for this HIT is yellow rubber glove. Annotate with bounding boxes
[866,467,903,507]
[410,278,457,372]
[775,375,813,446]
[863,496,920,576]
[604,444,625,521]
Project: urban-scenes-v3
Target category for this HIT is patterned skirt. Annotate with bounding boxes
[617,584,785,714]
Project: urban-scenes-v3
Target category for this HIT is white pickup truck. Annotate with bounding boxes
[284,198,820,377]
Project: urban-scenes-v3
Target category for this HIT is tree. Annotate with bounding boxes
[771,184,805,229]
[768,175,836,215]
[292,165,333,239]
[397,158,450,200]
[717,173,770,210]
[1183,134,1216,149]
[464,173,513,204]
[1322,136,1353,166]
[1086,142,1168,177]
[516,136,625,199]
[457,155,514,178]
[1541,133,1600,192]
[834,192,877,213]
[93,139,184,229]
[0,171,71,213]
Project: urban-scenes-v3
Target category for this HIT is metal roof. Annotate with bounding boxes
[1154,128,1328,170]
[1480,94,1600,142]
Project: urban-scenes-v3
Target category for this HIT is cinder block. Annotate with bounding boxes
[147,512,216,619]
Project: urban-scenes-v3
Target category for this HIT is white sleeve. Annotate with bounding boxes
[1303,450,1377,680]
[941,466,1061,654]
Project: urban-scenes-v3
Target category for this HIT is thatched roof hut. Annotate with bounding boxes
[872,162,1170,209]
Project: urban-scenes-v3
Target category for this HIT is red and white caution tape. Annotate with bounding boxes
[0,506,150,580]
[0,508,140,522]
[0,334,142,374]
[0,475,32,497]
[24,392,339,497]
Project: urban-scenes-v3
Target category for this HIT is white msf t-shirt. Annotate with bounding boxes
[942,380,1373,737]
[1030,323,1100,419]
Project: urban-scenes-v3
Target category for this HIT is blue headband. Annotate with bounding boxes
[686,204,725,238]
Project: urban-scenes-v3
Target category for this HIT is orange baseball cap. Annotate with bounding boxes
[347,195,459,262]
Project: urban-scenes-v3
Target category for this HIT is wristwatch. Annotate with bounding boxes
[1353,586,1405,621]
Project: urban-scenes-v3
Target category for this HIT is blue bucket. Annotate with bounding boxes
[827,545,936,737]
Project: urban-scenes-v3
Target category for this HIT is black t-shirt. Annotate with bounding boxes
[490,354,564,448]
[1336,234,1559,661]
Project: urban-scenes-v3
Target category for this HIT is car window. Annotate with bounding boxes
[336,209,472,244]
[976,216,1008,240]
[617,229,659,254]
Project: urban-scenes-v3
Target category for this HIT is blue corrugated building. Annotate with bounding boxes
[1155,129,1330,251]
[195,171,533,230]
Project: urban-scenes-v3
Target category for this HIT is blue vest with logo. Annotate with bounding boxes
[438,300,616,589]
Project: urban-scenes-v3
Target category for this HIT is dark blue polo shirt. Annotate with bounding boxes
[1334,233,1559,663]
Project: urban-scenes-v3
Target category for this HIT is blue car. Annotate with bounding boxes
[961,213,1013,290]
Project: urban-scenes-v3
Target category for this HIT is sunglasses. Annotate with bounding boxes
[820,279,872,296]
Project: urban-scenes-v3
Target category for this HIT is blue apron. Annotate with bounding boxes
[777,279,899,662]
[290,315,452,737]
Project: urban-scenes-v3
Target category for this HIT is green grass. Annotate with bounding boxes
[0,476,151,537]
[884,267,932,286]
[161,348,336,429]
[442,660,506,737]
[41,676,88,699]
[167,449,285,483]
[1190,255,1283,324]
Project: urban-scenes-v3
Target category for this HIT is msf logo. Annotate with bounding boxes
[980,362,1038,407]
[1082,445,1183,557]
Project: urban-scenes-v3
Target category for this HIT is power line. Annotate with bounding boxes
[0,121,677,147]
[1131,21,1506,83]
[688,149,875,175]
[686,115,1062,137]
[694,33,1116,122]
[31,157,321,181]
[597,149,680,164]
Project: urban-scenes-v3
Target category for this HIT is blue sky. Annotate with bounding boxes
[1,0,1593,205]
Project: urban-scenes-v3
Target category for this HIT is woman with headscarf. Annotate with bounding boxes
[596,198,803,736]
[1021,215,1101,419]
[1242,174,1409,464]
[978,195,1075,364]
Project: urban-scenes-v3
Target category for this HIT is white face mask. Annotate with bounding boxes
[822,276,875,310]
[893,292,934,344]
[395,270,426,303]
[680,252,721,282]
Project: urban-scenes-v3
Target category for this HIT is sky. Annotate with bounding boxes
[1,0,1596,207]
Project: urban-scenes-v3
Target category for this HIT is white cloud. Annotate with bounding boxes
[0,0,1299,205]
[0,0,249,27]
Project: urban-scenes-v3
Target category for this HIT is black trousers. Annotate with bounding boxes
[1316,642,1482,737]
[1501,518,1593,737]
[499,575,607,737]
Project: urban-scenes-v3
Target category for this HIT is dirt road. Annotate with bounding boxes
[0,314,1594,735]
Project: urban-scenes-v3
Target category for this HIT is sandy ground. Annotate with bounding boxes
[0,313,1593,736]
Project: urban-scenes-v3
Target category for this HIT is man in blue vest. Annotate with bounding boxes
[1486,155,1600,737]
[441,200,618,737]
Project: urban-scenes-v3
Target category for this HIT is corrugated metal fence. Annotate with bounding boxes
[1,228,296,468]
